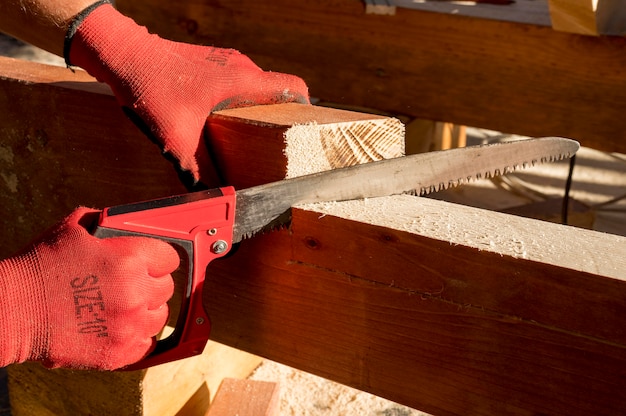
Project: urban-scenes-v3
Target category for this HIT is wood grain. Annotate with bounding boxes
[117,0,626,154]
[207,103,404,187]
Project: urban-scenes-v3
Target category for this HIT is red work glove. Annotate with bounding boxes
[0,208,177,370]
[65,1,310,186]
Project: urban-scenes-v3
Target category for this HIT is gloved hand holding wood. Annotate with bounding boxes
[0,0,308,371]
[65,1,310,186]
[0,208,177,370]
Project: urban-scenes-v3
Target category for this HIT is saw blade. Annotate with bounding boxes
[233,137,579,242]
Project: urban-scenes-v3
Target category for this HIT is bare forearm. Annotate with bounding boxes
[0,0,97,56]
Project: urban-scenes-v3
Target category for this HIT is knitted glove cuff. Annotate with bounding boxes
[63,0,111,67]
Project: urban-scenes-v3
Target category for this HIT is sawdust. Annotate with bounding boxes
[303,193,626,279]
[250,360,427,416]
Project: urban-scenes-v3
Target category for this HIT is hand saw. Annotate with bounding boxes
[93,136,579,369]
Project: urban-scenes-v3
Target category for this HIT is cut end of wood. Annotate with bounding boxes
[285,118,405,177]
[209,103,405,182]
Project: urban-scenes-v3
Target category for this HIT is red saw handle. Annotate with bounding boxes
[93,187,236,370]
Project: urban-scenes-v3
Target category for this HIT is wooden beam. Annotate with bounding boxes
[116,0,626,154]
[548,0,626,36]
[204,198,626,416]
[205,103,404,187]
[0,56,187,253]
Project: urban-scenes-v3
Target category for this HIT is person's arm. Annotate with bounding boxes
[0,0,94,56]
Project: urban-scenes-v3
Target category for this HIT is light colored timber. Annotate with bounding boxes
[364,0,396,15]
[117,0,626,154]
[205,378,280,416]
[206,103,404,186]
[8,343,261,416]
[405,119,467,154]
[548,0,626,35]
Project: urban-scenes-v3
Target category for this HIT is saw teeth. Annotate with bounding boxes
[416,152,559,197]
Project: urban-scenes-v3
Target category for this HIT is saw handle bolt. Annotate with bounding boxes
[207,228,217,236]
[211,240,229,254]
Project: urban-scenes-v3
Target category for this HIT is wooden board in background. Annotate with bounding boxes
[205,378,280,416]
[116,0,626,154]
[548,0,626,35]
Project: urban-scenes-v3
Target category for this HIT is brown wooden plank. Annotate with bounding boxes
[204,200,626,416]
[117,0,626,154]
[206,378,280,416]
[0,56,187,255]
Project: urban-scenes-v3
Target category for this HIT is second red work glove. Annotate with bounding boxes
[65,1,310,186]
[0,208,178,370]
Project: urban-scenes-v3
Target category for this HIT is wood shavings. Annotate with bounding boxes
[250,360,426,416]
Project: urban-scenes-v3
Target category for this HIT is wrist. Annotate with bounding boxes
[63,0,112,67]
[65,2,157,104]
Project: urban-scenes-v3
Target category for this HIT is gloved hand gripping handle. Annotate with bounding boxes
[93,187,236,369]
